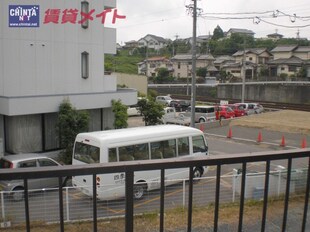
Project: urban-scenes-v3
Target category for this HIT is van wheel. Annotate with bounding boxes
[133,183,146,200]
[193,168,203,180]
[12,187,24,201]
[199,118,205,123]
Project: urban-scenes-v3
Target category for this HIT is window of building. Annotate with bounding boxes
[81,1,89,29]
[288,66,297,72]
[81,51,89,79]
[178,62,181,69]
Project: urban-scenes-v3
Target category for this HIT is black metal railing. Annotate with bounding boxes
[0,148,309,232]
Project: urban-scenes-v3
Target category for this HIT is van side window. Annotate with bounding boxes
[150,142,163,159]
[109,148,117,162]
[118,146,134,161]
[133,143,149,160]
[163,139,176,159]
[178,137,189,156]
[192,135,207,153]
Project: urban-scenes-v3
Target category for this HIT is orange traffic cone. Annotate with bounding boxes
[280,135,286,147]
[227,127,232,138]
[257,131,263,143]
[301,137,307,148]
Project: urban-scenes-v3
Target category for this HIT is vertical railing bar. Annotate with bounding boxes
[92,174,98,232]
[24,179,30,232]
[261,160,270,232]
[159,168,165,232]
[125,171,134,232]
[187,167,194,232]
[282,158,292,232]
[214,164,221,232]
[58,177,64,232]
[238,162,247,232]
[301,157,310,232]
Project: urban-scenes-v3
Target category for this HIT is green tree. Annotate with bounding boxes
[137,99,164,126]
[154,68,175,83]
[57,99,89,164]
[112,99,128,129]
[196,67,208,77]
[297,65,307,78]
[212,25,224,40]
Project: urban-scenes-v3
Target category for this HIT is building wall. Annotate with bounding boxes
[0,0,137,154]
[116,73,147,95]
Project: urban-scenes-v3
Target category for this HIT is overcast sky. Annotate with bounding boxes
[113,0,310,44]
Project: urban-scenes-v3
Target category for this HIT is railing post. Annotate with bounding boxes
[24,179,30,232]
[301,158,310,232]
[214,165,221,232]
[261,160,270,232]
[159,169,165,232]
[92,174,98,232]
[1,192,5,222]
[66,187,70,222]
[238,162,247,232]
[125,171,134,232]
[58,177,64,232]
[187,167,194,232]
[282,158,292,232]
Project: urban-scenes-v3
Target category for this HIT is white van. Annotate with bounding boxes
[72,125,209,200]
[182,105,216,123]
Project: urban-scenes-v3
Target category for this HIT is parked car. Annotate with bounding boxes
[0,154,65,201]
[215,105,235,120]
[182,105,216,123]
[235,103,256,115]
[169,100,190,112]
[127,104,140,116]
[226,104,246,117]
[250,103,264,114]
[155,95,173,106]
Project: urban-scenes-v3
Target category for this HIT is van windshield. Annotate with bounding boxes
[74,142,100,164]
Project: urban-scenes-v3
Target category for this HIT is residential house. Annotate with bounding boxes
[225,28,255,38]
[270,45,298,60]
[214,55,235,71]
[269,45,310,77]
[267,32,284,41]
[123,40,139,49]
[170,54,217,79]
[138,57,173,77]
[0,0,136,154]
[138,34,168,50]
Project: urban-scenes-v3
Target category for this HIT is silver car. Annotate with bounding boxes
[0,153,64,201]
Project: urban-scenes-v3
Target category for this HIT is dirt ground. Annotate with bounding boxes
[229,110,310,135]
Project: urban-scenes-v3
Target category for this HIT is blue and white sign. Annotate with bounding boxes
[9,5,40,28]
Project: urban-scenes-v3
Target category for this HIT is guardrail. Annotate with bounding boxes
[0,148,310,232]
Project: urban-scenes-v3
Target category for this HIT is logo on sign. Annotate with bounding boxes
[9,5,40,28]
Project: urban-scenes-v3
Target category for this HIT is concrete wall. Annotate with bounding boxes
[217,83,310,104]
[149,83,310,105]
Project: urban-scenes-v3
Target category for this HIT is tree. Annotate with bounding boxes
[196,67,208,77]
[212,25,224,40]
[154,67,175,83]
[112,99,128,129]
[137,99,164,126]
[57,99,89,164]
[297,65,307,78]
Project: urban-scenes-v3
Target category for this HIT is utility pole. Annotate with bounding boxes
[186,0,202,128]
[241,38,246,103]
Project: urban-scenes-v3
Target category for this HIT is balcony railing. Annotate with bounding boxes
[0,148,309,232]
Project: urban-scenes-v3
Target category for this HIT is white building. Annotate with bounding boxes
[0,1,136,154]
